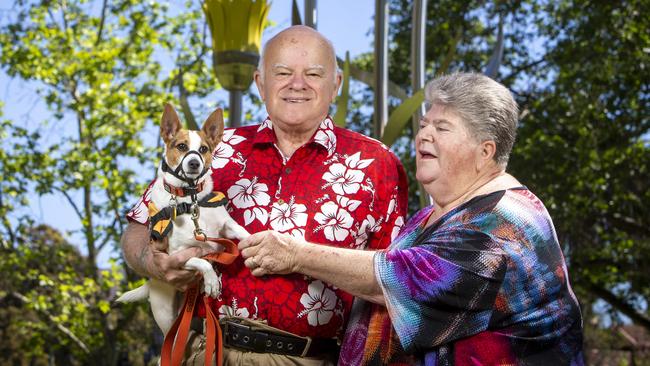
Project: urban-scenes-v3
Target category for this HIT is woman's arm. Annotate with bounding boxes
[239,230,386,305]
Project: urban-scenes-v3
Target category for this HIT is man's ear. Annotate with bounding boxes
[201,108,225,148]
[160,103,182,144]
[254,70,265,101]
[332,71,343,102]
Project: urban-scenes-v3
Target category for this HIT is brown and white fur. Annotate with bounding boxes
[116,103,249,335]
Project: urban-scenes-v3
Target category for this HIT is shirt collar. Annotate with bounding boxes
[254,116,338,157]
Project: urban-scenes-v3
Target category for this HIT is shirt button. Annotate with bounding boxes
[285,167,292,174]
[277,199,285,205]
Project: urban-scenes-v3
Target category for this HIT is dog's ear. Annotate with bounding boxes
[160,103,182,144]
[201,108,225,147]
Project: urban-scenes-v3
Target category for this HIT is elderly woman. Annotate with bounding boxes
[239,72,584,365]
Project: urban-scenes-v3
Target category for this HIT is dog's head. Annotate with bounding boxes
[159,103,224,184]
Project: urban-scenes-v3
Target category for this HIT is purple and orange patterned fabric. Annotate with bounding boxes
[340,187,584,365]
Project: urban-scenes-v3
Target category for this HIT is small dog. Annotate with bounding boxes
[116,103,249,335]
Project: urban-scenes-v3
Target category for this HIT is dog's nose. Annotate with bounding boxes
[188,159,200,170]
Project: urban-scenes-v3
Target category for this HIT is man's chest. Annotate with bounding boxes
[211,143,385,249]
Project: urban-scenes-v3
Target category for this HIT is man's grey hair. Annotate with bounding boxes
[257,26,340,81]
[425,72,519,166]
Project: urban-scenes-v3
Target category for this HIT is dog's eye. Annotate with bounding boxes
[176,143,188,152]
[199,146,209,154]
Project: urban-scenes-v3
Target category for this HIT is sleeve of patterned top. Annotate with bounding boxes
[366,150,409,250]
[374,225,507,353]
[125,180,156,225]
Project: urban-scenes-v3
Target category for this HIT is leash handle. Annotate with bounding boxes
[160,238,238,366]
[198,237,239,265]
[161,285,199,366]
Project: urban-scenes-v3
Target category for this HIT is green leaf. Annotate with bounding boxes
[333,51,350,127]
[381,89,425,146]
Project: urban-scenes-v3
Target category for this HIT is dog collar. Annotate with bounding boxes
[163,179,205,197]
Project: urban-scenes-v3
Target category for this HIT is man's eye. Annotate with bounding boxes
[436,127,448,132]
[199,146,209,154]
[176,143,188,151]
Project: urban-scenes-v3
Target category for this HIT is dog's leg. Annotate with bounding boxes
[184,257,221,298]
[221,218,250,241]
[148,279,180,335]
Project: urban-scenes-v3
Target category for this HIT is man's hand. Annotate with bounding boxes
[150,240,206,291]
[121,221,216,292]
[238,230,304,277]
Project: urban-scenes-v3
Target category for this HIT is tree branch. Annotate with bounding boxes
[588,282,650,331]
[53,186,84,221]
[95,0,108,46]
[10,291,90,354]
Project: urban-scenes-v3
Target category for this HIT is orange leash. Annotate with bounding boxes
[160,238,239,366]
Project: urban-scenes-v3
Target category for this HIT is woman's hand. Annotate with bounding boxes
[238,230,304,276]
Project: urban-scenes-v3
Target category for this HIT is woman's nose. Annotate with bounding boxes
[417,128,434,142]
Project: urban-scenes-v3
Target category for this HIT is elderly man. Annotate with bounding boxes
[122,25,408,365]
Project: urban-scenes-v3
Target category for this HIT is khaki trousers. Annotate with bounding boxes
[180,318,337,366]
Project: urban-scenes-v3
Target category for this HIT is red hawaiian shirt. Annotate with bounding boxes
[127,116,408,339]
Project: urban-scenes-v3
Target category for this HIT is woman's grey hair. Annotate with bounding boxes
[425,72,519,166]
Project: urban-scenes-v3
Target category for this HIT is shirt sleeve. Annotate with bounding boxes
[125,180,155,225]
[366,150,409,250]
[374,227,507,353]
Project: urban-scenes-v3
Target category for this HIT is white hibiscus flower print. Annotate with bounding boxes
[212,142,235,169]
[391,216,405,241]
[314,201,353,241]
[353,214,383,248]
[322,152,374,195]
[218,298,250,319]
[270,197,308,232]
[314,128,337,156]
[212,130,246,169]
[289,228,305,239]
[336,195,362,212]
[298,280,337,326]
[257,118,272,132]
[222,129,246,145]
[127,187,152,223]
[227,177,270,209]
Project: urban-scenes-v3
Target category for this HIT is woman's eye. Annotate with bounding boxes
[177,143,188,151]
[199,146,209,154]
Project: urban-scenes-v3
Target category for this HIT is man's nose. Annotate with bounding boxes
[289,73,307,89]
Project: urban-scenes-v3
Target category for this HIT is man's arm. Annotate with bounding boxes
[121,221,204,291]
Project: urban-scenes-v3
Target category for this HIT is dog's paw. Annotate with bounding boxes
[202,272,222,298]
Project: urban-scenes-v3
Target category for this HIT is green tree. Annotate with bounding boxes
[0,1,217,364]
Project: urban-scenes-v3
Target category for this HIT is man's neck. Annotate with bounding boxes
[273,119,322,158]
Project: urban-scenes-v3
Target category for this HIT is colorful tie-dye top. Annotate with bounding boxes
[340,187,584,366]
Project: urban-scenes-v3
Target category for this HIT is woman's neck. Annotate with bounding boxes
[427,170,519,226]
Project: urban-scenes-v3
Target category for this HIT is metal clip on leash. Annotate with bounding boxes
[191,199,207,241]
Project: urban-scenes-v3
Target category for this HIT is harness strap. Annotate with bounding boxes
[160,237,238,366]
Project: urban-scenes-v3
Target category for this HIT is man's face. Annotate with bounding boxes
[255,31,341,134]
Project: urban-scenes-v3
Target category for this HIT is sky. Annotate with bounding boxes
[0,0,377,264]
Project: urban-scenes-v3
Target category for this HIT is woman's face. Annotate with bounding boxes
[416,104,481,198]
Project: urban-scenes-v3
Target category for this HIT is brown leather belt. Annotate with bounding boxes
[194,318,340,357]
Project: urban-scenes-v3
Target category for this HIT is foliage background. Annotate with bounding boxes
[0,0,648,365]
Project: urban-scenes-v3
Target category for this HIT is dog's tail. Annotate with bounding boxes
[115,282,150,303]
